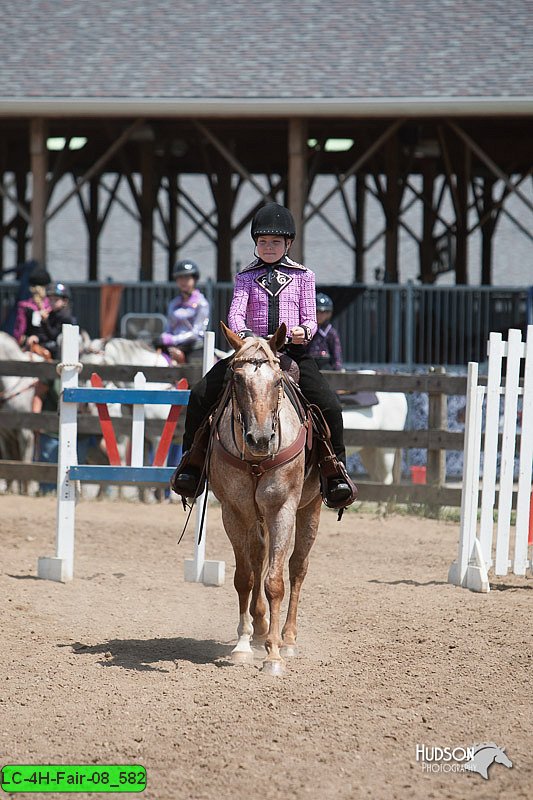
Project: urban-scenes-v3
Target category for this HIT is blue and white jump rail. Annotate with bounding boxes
[37,324,225,585]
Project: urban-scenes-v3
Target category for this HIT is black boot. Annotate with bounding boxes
[171,460,202,498]
[326,476,354,506]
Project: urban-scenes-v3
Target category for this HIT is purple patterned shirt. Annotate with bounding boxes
[228,256,317,341]
[307,323,343,370]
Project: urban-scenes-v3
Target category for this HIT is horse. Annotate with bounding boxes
[207,323,322,676]
[0,332,41,493]
[464,743,513,779]
[340,371,408,484]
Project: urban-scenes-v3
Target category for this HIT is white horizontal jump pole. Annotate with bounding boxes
[184,330,225,586]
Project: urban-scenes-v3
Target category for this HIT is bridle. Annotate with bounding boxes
[229,344,284,459]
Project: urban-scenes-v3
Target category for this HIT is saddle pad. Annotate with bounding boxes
[336,390,379,409]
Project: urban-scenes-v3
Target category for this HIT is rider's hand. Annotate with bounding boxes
[26,335,39,346]
[289,326,306,345]
[155,332,174,347]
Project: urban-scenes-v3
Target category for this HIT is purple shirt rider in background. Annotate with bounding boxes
[307,292,343,371]
[171,202,356,511]
[13,267,52,348]
[159,260,209,354]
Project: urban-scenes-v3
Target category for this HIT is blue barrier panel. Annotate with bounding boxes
[63,388,191,405]
[68,465,176,483]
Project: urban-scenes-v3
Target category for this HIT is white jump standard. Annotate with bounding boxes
[37,324,224,585]
[449,326,533,592]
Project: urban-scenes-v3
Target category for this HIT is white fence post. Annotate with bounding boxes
[449,326,533,592]
[38,324,80,582]
[513,325,533,575]
[184,331,225,586]
[448,362,489,592]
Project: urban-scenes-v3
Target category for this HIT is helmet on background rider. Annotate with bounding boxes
[28,268,52,287]
[172,260,200,280]
[316,292,334,314]
[251,202,296,241]
[47,281,72,300]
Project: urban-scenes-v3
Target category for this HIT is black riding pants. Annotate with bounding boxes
[182,347,346,464]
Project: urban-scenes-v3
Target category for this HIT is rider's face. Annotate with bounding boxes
[176,275,195,295]
[255,235,288,264]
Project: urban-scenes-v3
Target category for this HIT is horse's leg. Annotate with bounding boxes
[221,506,256,664]
[262,506,298,676]
[281,494,322,657]
[249,522,268,642]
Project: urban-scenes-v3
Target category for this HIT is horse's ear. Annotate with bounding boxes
[220,321,244,352]
[268,323,287,355]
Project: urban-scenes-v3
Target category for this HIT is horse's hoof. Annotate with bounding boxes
[280,643,299,658]
[262,659,285,676]
[230,650,254,665]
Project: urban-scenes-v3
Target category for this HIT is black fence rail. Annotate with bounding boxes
[1,280,529,367]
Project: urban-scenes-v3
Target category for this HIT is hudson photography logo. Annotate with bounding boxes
[416,742,513,779]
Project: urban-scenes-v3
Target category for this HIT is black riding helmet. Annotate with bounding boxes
[251,202,296,240]
[173,260,200,280]
[29,268,52,287]
[316,292,334,313]
[47,281,72,300]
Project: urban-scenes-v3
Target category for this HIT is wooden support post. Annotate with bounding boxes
[455,144,469,285]
[140,140,154,281]
[355,174,366,283]
[427,366,447,514]
[215,159,232,282]
[384,136,400,283]
[88,177,99,281]
[30,118,48,265]
[15,170,28,266]
[288,119,308,264]
[419,161,436,283]
[481,177,496,286]
[167,171,178,280]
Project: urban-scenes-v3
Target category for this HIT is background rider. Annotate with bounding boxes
[157,260,209,360]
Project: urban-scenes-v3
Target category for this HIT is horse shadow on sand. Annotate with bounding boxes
[64,637,235,672]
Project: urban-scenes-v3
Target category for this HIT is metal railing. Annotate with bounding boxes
[1,279,529,367]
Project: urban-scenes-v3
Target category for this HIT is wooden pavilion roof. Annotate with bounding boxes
[0,0,532,117]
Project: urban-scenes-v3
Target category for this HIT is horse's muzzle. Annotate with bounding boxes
[245,431,275,456]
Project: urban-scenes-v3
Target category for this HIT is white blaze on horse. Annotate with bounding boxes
[208,323,322,676]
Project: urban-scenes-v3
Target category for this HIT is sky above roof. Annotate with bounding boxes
[1,0,532,102]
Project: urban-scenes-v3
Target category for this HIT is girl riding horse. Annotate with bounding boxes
[172,202,357,510]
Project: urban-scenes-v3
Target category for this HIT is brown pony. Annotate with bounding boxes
[209,323,322,675]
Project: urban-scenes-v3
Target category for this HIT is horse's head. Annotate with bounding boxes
[221,322,286,457]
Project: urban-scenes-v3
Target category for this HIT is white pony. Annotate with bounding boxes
[0,332,41,492]
[341,371,408,485]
